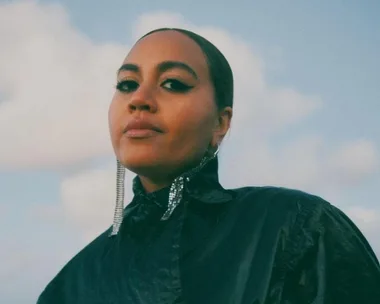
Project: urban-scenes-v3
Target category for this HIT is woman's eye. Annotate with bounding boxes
[116,80,139,93]
[161,79,193,93]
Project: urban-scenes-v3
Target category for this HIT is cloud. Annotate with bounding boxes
[0,1,127,169]
[60,165,116,241]
[0,5,324,170]
[133,12,322,138]
[347,206,380,225]
[346,206,380,257]
[1,3,379,303]
[130,12,378,195]
[58,157,380,259]
[328,139,379,185]
[1,4,378,182]
[220,135,378,196]
[60,163,137,242]
[2,3,373,246]
[59,160,380,258]
[0,202,83,303]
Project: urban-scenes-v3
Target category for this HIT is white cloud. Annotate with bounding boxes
[328,140,379,185]
[57,158,380,258]
[1,3,379,303]
[133,12,322,139]
[345,206,380,256]
[60,165,115,241]
[132,11,191,40]
[220,135,379,196]
[0,4,377,181]
[0,4,325,170]
[129,12,380,196]
[0,1,127,169]
[60,163,137,242]
[347,206,379,225]
[2,3,372,243]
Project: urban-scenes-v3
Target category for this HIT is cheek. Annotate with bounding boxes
[167,101,215,149]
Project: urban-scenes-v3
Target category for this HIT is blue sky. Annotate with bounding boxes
[0,1,379,303]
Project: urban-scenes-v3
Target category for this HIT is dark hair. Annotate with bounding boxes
[139,28,234,110]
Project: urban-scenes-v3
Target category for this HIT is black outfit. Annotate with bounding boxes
[38,157,380,303]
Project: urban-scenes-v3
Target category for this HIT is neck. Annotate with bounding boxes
[136,158,204,193]
[138,175,173,193]
[135,152,215,193]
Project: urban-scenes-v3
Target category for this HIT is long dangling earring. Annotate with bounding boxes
[110,159,125,236]
[109,144,220,236]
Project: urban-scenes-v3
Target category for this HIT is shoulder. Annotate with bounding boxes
[59,226,113,271]
[229,185,379,261]
[38,227,112,302]
[228,185,330,219]
[220,185,336,250]
[224,185,359,246]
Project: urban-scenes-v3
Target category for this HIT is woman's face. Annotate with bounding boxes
[109,30,229,180]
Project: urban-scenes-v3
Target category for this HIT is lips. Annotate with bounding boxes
[123,119,162,133]
[122,118,163,139]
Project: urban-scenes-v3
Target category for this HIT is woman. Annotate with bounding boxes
[38,28,380,303]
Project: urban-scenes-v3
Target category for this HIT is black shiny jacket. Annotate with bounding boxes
[38,157,380,303]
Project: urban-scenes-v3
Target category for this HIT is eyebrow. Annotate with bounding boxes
[117,60,198,79]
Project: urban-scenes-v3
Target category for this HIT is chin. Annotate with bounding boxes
[119,151,161,173]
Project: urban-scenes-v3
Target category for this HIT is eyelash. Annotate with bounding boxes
[115,79,193,94]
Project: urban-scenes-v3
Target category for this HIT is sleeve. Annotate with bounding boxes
[281,199,380,304]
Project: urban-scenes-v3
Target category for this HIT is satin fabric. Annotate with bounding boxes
[38,158,380,303]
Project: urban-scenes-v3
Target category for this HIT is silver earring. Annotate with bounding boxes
[161,144,219,221]
[212,145,220,157]
[109,145,220,236]
[110,159,125,236]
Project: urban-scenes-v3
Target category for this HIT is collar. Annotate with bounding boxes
[131,157,233,209]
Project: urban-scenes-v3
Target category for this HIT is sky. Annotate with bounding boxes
[0,0,379,303]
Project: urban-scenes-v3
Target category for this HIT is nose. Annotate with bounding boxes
[128,85,157,113]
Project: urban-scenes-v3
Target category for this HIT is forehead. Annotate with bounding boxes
[124,31,209,77]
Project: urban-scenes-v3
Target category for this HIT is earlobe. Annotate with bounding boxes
[210,107,232,153]
[218,107,232,136]
[207,139,220,157]
[220,107,232,128]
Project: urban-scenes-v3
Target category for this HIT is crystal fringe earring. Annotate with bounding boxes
[161,145,219,220]
[109,159,126,236]
[109,145,219,237]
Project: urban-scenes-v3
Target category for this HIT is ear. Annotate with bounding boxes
[211,106,233,148]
